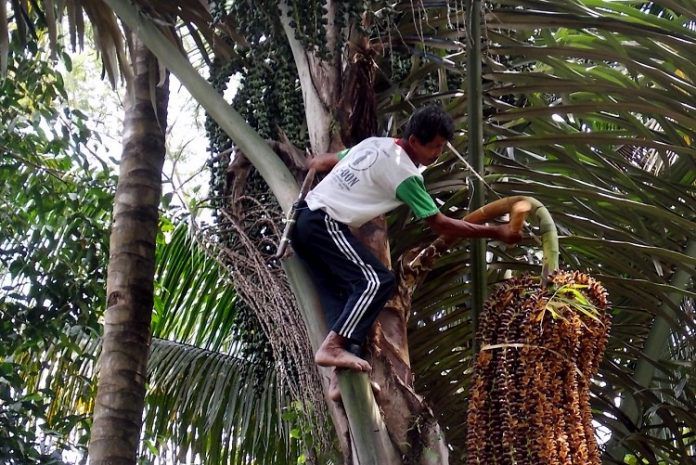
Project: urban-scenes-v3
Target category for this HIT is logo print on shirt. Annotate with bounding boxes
[349,148,378,171]
[337,168,360,189]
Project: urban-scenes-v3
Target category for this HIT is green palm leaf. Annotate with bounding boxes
[142,222,298,465]
[144,338,293,465]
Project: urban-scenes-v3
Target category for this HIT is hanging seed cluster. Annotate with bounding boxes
[207,1,310,220]
[466,271,611,465]
[204,1,337,450]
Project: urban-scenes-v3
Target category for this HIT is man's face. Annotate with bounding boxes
[408,134,448,166]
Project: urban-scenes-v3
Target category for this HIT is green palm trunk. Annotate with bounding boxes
[88,37,169,464]
[467,0,486,353]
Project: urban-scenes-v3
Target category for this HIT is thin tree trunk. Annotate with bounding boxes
[88,37,169,464]
[467,0,486,353]
[279,1,342,153]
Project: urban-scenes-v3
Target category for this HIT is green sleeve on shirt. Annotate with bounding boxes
[337,148,350,160]
[395,176,439,219]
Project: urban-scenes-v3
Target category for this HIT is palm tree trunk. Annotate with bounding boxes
[466,0,486,353]
[88,37,169,465]
[281,15,403,465]
[278,1,342,153]
[104,2,448,463]
[280,6,451,462]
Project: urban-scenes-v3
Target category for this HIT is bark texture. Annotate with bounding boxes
[357,222,449,465]
[88,37,169,465]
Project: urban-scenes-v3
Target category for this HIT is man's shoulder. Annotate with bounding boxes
[352,136,394,149]
[354,137,403,159]
[344,137,398,164]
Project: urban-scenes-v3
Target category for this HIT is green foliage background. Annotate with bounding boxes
[0,33,114,463]
[0,1,693,465]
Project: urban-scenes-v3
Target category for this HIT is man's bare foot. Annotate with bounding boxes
[315,331,371,372]
[328,369,381,403]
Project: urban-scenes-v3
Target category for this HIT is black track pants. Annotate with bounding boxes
[290,202,396,346]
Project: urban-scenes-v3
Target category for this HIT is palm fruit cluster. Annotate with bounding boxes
[206,0,307,374]
[466,271,611,465]
[207,1,310,220]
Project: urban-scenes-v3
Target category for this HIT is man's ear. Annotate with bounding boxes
[408,134,420,146]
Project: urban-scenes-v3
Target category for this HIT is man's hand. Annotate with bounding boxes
[495,223,523,244]
[307,153,340,173]
[427,212,523,243]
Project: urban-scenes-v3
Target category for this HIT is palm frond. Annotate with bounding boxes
[143,338,295,465]
[373,1,696,462]
[143,222,298,464]
[4,0,242,85]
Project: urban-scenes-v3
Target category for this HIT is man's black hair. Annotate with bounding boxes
[402,105,455,143]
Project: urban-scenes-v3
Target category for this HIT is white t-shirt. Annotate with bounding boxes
[305,137,439,228]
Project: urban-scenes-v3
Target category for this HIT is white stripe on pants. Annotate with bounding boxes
[324,215,379,339]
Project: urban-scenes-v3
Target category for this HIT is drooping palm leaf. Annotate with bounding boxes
[5,0,240,85]
[144,222,299,465]
[144,339,294,465]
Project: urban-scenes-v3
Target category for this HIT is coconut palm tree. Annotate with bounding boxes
[86,33,170,464]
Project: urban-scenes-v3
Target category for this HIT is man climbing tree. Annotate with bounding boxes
[291,105,523,377]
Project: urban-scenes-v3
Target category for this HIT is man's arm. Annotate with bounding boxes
[307,153,340,173]
[425,212,521,244]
